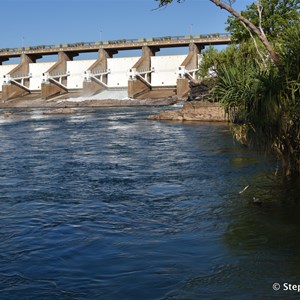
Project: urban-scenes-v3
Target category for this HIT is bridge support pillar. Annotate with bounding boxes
[177,77,190,99]
[41,51,78,99]
[2,53,41,102]
[128,46,159,98]
[176,43,204,99]
[83,48,117,96]
[0,58,9,65]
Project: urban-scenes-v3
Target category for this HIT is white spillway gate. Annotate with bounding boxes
[3,73,32,92]
[84,69,111,88]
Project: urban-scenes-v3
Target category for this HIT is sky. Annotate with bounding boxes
[0,0,254,58]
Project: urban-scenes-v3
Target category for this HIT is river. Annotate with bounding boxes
[0,107,299,299]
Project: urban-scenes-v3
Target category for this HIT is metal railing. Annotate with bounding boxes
[91,69,110,75]
[0,33,230,55]
[10,73,32,79]
[49,71,70,77]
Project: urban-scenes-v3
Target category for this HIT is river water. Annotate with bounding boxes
[0,107,300,299]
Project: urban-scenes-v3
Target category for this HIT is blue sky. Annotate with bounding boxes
[0,0,253,59]
[1,0,254,47]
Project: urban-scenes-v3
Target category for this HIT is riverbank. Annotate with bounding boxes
[0,96,177,109]
[148,101,228,122]
[0,94,228,123]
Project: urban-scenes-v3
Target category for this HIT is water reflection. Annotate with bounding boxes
[0,107,299,299]
[222,174,300,298]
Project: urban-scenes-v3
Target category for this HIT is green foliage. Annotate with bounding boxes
[199,42,264,78]
[209,23,300,175]
[198,46,219,78]
[226,0,300,42]
[154,0,300,175]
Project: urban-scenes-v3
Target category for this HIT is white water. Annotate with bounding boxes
[60,89,131,103]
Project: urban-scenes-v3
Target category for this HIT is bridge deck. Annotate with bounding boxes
[0,34,230,59]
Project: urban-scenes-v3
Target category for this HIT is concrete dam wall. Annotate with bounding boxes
[0,55,188,91]
[0,34,230,101]
[0,54,189,99]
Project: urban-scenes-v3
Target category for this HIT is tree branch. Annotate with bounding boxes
[256,0,266,38]
[240,21,267,68]
[209,0,280,65]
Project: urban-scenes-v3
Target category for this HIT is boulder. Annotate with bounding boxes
[148,101,228,122]
[188,81,210,101]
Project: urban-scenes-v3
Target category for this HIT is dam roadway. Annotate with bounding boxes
[0,34,230,58]
[0,34,230,102]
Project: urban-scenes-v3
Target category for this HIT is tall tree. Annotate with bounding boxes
[208,23,300,176]
[226,0,300,42]
[156,0,300,175]
[155,0,283,65]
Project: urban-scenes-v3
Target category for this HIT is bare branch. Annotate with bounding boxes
[240,21,267,68]
[256,0,266,38]
[209,0,280,65]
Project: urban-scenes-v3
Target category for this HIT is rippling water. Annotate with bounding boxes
[0,107,300,299]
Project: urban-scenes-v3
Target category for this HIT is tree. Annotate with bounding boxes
[156,0,300,176]
[199,24,300,176]
[156,0,280,65]
[226,0,300,42]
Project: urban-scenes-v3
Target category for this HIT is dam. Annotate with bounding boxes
[0,33,230,102]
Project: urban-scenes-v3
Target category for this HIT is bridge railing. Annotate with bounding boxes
[0,33,230,55]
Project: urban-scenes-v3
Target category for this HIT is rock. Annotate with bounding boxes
[188,81,210,101]
[0,96,177,109]
[3,112,13,117]
[43,108,77,114]
[43,108,96,115]
[148,110,184,121]
[148,101,228,122]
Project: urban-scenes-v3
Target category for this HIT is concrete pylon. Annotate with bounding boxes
[41,51,78,99]
[0,57,9,65]
[128,46,159,98]
[82,48,117,96]
[176,43,203,99]
[2,53,41,102]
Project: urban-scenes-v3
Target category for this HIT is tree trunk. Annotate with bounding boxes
[209,0,281,66]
